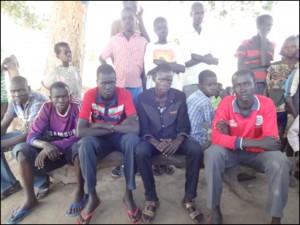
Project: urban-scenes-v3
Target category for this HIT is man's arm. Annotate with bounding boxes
[153,60,185,74]
[136,7,150,42]
[191,53,219,66]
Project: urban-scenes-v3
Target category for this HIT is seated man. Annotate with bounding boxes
[6,81,83,224]
[135,63,203,224]
[76,64,141,224]
[204,69,290,224]
[1,76,49,201]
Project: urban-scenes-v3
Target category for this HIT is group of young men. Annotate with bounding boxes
[1,1,297,225]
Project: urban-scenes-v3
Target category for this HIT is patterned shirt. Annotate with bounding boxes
[187,90,215,148]
[285,67,299,114]
[101,32,148,88]
[1,70,8,103]
[42,65,82,99]
[79,87,136,124]
[6,91,48,132]
[266,61,295,112]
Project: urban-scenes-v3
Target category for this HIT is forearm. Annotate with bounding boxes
[138,19,150,42]
[31,139,51,149]
[286,100,298,118]
[170,62,185,73]
[76,127,111,137]
[185,58,200,67]
[1,132,27,149]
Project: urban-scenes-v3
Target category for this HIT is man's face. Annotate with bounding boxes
[232,73,255,103]
[97,73,116,100]
[154,20,168,40]
[154,70,173,92]
[121,9,135,32]
[258,17,273,38]
[10,81,30,105]
[199,76,218,97]
[50,87,70,115]
[191,5,204,25]
[57,46,72,64]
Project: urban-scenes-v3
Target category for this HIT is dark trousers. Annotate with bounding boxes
[135,138,203,201]
[77,133,140,194]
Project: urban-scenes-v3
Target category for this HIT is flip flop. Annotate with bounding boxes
[123,199,142,224]
[6,207,31,224]
[77,202,101,224]
[66,194,89,217]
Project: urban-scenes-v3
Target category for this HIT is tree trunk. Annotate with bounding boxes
[39,1,87,97]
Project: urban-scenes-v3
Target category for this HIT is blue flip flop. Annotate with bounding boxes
[66,194,89,217]
[6,207,31,224]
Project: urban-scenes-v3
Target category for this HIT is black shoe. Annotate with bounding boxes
[1,181,22,200]
[237,173,256,182]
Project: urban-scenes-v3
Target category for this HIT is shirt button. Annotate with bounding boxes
[162,125,165,128]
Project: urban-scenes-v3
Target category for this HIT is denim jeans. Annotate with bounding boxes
[1,132,48,192]
[135,138,203,201]
[78,133,140,194]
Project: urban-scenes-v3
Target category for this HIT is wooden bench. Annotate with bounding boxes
[49,151,186,184]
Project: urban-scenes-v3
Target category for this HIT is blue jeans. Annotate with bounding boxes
[1,132,48,192]
[135,138,203,201]
[125,87,142,108]
[78,133,140,194]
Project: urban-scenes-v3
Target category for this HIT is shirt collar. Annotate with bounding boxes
[148,88,177,105]
[233,95,260,113]
[96,90,117,107]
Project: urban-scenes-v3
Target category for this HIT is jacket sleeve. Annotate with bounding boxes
[176,94,191,137]
[137,94,153,139]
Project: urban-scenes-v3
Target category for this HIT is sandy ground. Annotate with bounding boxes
[1,155,299,224]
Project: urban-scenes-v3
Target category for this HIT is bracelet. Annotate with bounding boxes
[240,138,243,150]
[111,124,114,133]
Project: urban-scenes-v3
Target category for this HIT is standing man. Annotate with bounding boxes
[1,76,49,200]
[181,2,218,97]
[187,70,218,150]
[235,14,275,96]
[100,7,148,106]
[136,63,203,224]
[76,64,141,224]
[204,69,290,224]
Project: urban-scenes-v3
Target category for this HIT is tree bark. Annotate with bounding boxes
[40,1,87,97]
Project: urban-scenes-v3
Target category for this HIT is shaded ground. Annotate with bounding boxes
[1,155,299,224]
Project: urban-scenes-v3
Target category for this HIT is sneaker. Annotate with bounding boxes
[1,181,22,200]
[111,164,124,178]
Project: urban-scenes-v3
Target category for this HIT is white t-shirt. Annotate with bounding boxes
[144,42,185,91]
[180,25,218,86]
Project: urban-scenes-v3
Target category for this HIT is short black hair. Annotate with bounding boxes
[96,64,116,78]
[153,17,167,27]
[11,76,28,86]
[256,14,272,26]
[191,2,204,13]
[154,63,173,75]
[232,69,255,83]
[54,42,70,55]
[49,81,70,95]
[121,6,135,16]
[198,70,216,84]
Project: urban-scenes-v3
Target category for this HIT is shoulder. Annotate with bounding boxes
[256,95,274,107]
[171,88,186,100]
[31,91,48,102]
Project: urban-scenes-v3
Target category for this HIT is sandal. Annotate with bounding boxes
[163,165,175,175]
[182,200,204,224]
[111,165,124,178]
[152,165,163,176]
[142,201,160,224]
[123,199,142,224]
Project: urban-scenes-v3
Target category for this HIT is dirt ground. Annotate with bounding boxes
[1,156,299,224]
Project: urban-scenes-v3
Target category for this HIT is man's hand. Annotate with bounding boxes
[35,150,48,170]
[122,115,139,125]
[258,136,281,151]
[42,143,61,161]
[215,120,229,135]
[136,6,143,22]
[161,139,181,157]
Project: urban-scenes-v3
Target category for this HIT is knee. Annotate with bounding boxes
[78,136,97,155]
[123,133,140,147]
[270,154,290,173]
[135,142,151,159]
[13,143,32,162]
[204,145,225,164]
[186,140,203,157]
